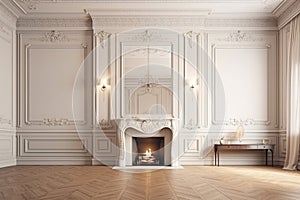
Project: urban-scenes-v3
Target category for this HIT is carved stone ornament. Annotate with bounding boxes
[42,30,69,43]
[119,118,172,134]
[19,0,40,10]
[184,31,200,48]
[43,118,71,126]
[125,30,164,43]
[219,31,264,43]
[99,119,113,129]
[94,31,111,48]
[225,118,254,126]
[185,118,197,130]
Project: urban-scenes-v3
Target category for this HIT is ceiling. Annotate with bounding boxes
[2,0,295,18]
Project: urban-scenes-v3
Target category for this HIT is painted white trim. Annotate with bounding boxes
[278,0,300,29]
[17,157,92,165]
[0,159,16,168]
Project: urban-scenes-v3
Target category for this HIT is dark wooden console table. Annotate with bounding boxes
[214,144,275,166]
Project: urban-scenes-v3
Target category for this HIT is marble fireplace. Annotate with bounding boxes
[115,117,180,168]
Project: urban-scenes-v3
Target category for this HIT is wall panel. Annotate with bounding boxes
[18,31,93,130]
[16,30,93,165]
[207,31,278,131]
[0,6,16,168]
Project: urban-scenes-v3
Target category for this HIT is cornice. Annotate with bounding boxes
[0,1,17,29]
[272,0,296,17]
[17,17,92,30]
[91,16,278,31]
[278,0,300,29]
[87,8,211,17]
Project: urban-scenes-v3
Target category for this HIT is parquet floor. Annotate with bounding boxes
[0,166,300,200]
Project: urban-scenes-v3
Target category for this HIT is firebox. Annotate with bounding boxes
[132,137,164,166]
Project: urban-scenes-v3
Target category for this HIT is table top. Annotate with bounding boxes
[214,143,275,146]
[214,143,275,150]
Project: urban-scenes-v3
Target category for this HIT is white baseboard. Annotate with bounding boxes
[92,158,117,166]
[0,158,16,168]
[179,157,281,166]
[17,157,92,165]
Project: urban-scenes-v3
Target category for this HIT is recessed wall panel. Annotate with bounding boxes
[214,47,268,123]
[28,48,85,122]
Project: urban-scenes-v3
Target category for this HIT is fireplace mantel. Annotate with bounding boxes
[117,116,176,134]
[114,116,179,168]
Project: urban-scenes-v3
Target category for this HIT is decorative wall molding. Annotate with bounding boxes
[138,30,160,42]
[0,117,12,125]
[94,135,117,157]
[99,119,113,129]
[0,2,17,29]
[0,22,12,43]
[41,30,68,43]
[24,138,88,153]
[184,30,200,48]
[262,0,282,10]
[217,31,264,43]
[19,0,40,10]
[92,17,277,30]
[273,0,297,17]
[205,19,277,29]
[94,30,111,48]
[225,118,254,126]
[42,118,74,126]
[17,18,92,30]
[118,118,173,134]
[278,0,300,29]
[184,138,201,153]
[210,43,274,127]
[27,31,86,43]
[182,30,206,130]
[121,29,166,42]
[25,118,86,126]
[185,119,197,130]
[23,43,87,127]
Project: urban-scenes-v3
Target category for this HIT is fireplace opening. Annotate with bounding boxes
[132,137,164,166]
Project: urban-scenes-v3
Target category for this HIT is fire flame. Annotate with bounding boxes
[145,148,152,157]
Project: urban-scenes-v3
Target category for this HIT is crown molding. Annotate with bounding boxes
[277,0,300,29]
[272,0,296,17]
[86,8,211,17]
[0,1,18,29]
[17,17,92,30]
[8,1,285,15]
[90,16,278,31]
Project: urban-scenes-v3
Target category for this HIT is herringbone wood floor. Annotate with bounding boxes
[0,166,299,200]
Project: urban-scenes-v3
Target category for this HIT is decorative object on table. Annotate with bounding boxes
[236,125,245,143]
[219,136,224,145]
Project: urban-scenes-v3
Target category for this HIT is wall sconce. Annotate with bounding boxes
[97,78,108,92]
[190,79,197,89]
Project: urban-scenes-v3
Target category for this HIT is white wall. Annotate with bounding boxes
[7,10,285,166]
[93,15,280,166]
[0,2,17,168]
[16,29,94,165]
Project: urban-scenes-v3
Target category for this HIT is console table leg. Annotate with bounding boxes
[214,150,216,166]
[217,151,220,166]
[266,150,268,166]
[271,150,274,167]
